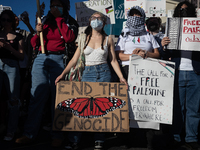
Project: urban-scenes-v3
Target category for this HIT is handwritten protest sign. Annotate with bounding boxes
[165,18,200,51]
[124,0,166,18]
[53,81,129,132]
[75,0,115,27]
[128,55,175,125]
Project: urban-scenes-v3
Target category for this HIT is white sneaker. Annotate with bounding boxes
[4,133,14,141]
[94,140,104,150]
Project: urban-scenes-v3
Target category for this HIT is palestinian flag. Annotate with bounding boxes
[105,6,113,14]
[137,37,140,43]
[132,37,136,43]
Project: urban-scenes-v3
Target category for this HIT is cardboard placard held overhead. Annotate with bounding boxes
[53,81,129,132]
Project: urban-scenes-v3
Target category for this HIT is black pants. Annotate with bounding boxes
[120,65,129,80]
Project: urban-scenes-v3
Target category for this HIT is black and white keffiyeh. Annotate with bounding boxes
[125,6,147,36]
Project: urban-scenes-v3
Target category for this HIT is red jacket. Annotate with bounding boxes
[31,17,75,52]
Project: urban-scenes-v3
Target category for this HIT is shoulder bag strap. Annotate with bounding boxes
[78,33,86,55]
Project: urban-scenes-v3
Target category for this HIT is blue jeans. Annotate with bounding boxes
[23,54,64,139]
[0,59,20,134]
[68,63,111,143]
[173,70,200,142]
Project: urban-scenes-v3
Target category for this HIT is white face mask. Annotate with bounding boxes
[90,19,103,31]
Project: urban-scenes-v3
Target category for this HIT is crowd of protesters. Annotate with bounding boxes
[0,0,200,150]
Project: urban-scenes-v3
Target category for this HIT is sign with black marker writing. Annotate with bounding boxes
[128,55,175,124]
[53,81,129,132]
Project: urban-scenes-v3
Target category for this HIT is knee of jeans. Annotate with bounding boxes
[8,97,21,109]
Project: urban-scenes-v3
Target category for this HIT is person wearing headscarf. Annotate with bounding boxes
[115,6,160,80]
[114,6,160,149]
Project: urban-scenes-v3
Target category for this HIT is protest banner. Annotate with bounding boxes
[128,55,175,125]
[53,81,129,132]
[124,0,166,19]
[104,0,127,36]
[165,17,200,51]
[75,0,115,27]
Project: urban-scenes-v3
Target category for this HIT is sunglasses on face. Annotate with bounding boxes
[1,18,12,23]
[91,16,103,21]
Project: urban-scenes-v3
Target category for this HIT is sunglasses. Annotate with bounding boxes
[1,18,12,23]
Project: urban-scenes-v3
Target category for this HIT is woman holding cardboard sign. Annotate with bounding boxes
[55,12,127,150]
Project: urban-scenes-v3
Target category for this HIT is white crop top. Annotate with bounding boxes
[84,36,109,66]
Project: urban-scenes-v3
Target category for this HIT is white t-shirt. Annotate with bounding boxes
[115,33,160,65]
[179,51,193,71]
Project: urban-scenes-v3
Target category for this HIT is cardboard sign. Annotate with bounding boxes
[75,0,115,27]
[128,55,175,125]
[124,0,166,18]
[53,81,129,132]
[165,17,200,51]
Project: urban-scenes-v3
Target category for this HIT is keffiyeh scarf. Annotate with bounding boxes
[125,6,146,36]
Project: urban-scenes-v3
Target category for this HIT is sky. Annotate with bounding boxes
[0,0,83,31]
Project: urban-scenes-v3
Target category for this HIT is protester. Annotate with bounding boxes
[15,0,78,147]
[115,6,160,79]
[14,13,34,112]
[55,11,127,150]
[146,17,167,60]
[161,1,200,149]
[115,6,160,149]
[0,9,24,141]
